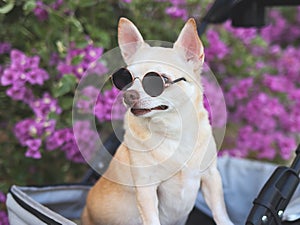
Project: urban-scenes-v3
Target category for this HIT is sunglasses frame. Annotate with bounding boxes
[111,67,186,97]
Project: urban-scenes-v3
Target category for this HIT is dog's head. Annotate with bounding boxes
[116,17,204,118]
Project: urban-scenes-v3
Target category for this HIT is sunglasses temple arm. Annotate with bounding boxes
[172,77,187,84]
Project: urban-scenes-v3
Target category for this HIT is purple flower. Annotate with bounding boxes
[84,45,103,63]
[1,49,49,103]
[277,46,300,82]
[281,106,300,133]
[0,42,11,55]
[288,89,300,103]
[46,121,99,163]
[224,21,257,45]
[57,44,104,79]
[61,139,84,163]
[275,133,296,160]
[14,119,44,146]
[202,77,227,128]
[239,93,285,131]
[25,139,42,159]
[1,69,18,86]
[263,74,294,93]
[0,193,8,225]
[57,62,73,75]
[51,0,63,10]
[71,121,99,162]
[225,77,254,106]
[269,45,281,55]
[250,45,266,56]
[261,10,287,43]
[0,192,6,203]
[46,128,72,151]
[27,68,49,85]
[164,0,187,20]
[49,53,60,66]
[76,99,94,114]
[6,85,29,101]
[165,6,188,20]
[257,146,276,160]
[218,148,249,158]
[205,30,230,61]
[13,117,57,158]
[53,121,98,163]
[95,88,125,122]
[234,126,278,160]
[94,101,106,122]
[30,92,62,118]
[43,119,56,134]
[10,50,31,69]
[76,86,100,114]
[0,211,9,225]
[33,0,49,21]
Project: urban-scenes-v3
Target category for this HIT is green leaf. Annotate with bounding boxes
[0,0,15,14]
[48,111,59,120]
[86,25,111,48]
[63,110,73,127]
[69,17,83,32]
[59,96,74,110]
[78,0,98,8]
[53,75,77,97]
[71,55,84,65]
[23,0,36,15]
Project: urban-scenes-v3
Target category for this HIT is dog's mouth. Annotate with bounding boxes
[131,105,168,116]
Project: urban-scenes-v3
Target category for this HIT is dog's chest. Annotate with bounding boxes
[157,168,201,223]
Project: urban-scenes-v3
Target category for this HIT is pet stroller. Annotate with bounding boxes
[6,0,300,224]
[6,131,300,225]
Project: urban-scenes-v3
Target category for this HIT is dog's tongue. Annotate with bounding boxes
[131,108,151,116]
[131,105,168,116]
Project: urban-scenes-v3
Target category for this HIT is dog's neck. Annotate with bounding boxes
[124,110,183,141]
[123,89,209,152]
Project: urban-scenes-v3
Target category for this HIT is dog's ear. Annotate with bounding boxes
[174,18,204,66]
[118,17,148,64]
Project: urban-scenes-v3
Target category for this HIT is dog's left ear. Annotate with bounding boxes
[174,18,204,67]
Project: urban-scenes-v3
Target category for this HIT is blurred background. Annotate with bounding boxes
[1,0,300,224]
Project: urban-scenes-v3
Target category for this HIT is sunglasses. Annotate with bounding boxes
[111,68,186,97]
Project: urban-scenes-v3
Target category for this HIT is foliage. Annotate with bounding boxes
[0,1,197,221]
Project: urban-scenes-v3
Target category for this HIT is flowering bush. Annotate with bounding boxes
[0,0,191,207]
[1,0,300,223]
[205,11,300,160]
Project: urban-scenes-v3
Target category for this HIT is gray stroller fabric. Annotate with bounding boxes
[6,156,300,225]
[6,185,90,225]
[195,156,300,225]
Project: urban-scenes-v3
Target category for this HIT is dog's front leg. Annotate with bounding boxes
[135,185,161,225]
[201,160,234,225]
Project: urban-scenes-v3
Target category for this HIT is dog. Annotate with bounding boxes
[81,17,234,225]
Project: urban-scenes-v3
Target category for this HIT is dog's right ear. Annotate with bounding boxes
[174,18,204,70]
[118,17,148,65]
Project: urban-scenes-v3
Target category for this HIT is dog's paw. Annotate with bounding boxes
[219,221,234,225]
[216,218,234,225]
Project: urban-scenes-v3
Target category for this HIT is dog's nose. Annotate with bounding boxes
[123,90,140,106]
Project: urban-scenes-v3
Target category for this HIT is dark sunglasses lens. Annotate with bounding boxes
[142,72,164,97]
[111,68,133,90]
